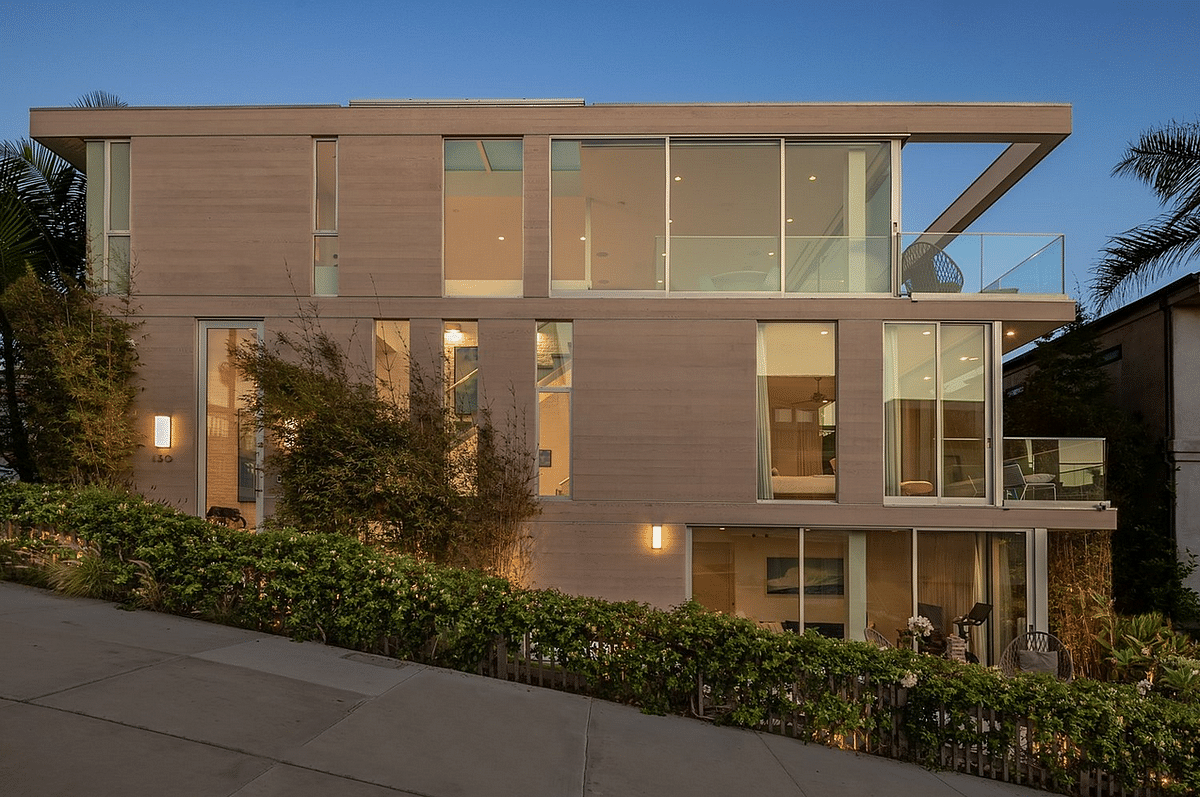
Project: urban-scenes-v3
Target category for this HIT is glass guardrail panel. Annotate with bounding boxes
[1002,437,1106,501]
[784,236,891,293]
[669,235,780,291]
[899,234,1064,296]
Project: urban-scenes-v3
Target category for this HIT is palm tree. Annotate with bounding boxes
[1090,120,1200,312]
[0,92,126,479]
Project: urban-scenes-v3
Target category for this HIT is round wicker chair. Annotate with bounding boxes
[999,631,1074,681]
[901,241,964,293]
[864,626,893,649]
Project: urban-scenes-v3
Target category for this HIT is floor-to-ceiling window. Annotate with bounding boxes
[884,322,990,500]
[691,526,1026,665]
[549,138,893,294]
[200,321,263,527]
[758,323,836,500]
[691,527,913,645]
[916,530,1027,664]
[444,140,523,296]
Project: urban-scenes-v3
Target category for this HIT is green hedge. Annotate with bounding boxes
[1,483,1197,795]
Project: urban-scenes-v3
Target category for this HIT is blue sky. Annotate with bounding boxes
[5,0,1197,311]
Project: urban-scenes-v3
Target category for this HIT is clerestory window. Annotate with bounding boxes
[86,140,130,294]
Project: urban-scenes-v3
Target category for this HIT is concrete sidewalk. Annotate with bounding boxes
[0,581,1050,796]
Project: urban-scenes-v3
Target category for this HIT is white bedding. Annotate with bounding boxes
[771,475,835,497]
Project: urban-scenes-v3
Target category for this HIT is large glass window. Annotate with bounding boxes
[314,139,338,295]
[758,323,836,500]
[917,530,1027,664]
[552,140,665,291]
[884,323,990,499]
[536,322,572,497]
[690,527,912,645]
[200,322,262,528]
[86,140,130,294]
[444,140,523,296]
[785,143,892,293]
[549,138,893,295]
[670,140,780,291]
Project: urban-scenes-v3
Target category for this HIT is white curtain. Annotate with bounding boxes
[756,328,774,499]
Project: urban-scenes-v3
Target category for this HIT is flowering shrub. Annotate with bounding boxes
[2,482,1199,795]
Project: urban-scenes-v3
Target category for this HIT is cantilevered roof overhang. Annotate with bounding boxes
[30,101,1070,238]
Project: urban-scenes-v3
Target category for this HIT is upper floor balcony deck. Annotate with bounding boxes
[1002,437,1107,505]
[551,233,1064,297]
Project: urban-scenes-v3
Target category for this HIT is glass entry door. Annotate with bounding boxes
[200,322,262,528]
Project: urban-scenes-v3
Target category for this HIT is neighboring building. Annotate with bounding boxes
[31,99,1115,664]
[1005,271,1200,594]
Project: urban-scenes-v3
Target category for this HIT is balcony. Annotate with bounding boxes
[900,233,1064,296]
[589,233,1065,295]
[1002,437,1106,504]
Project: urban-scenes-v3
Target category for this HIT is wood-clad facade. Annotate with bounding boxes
[32,100,1115,664]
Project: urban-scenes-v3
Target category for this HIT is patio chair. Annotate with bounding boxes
[864,626,893,649]
[999,631,1074,681]
[1003,463,1056,500]
[901,241,964,293]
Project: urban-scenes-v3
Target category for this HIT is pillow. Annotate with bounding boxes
[1018,649,1059,675]
[1024,473,1054,483]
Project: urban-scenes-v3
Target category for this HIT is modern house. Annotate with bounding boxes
[1006,271,1200,595]
[30,99,1116,664]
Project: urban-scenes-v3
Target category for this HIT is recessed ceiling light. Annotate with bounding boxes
[673,176,682,181]
[497,236,505,241]
[922,331,931,335]
[1006,330,1016,337]
[786,218,794,223]
[579,236,586,241]
[808,175,817,181]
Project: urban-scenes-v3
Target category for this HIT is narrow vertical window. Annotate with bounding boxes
[444,321,479,418]
[314,139,338,295]
[200,322,262,528]
[86,140,130,293]
[757,323,836,500]
[537,322,572,496]
[444,139,523,296]
[374,321,411,408]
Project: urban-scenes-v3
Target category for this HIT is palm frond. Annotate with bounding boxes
[1113,120,1200,221]
[73,91,128,109]
[1090,213,1200,311]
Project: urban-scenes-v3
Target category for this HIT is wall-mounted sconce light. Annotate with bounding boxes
[651,524,663,550]
[154,415,172,449]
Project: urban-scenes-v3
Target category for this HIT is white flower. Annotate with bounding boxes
[1141,647,1151,656]
[907,615,934,637]
[1136,678,1152,697]
[900,672,918,689]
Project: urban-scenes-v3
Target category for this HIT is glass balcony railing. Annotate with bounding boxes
[900,233,1065,296]
[1002,437,1106,503]
[555,233,1064,296]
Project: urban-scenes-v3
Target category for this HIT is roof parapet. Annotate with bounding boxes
[348,98,586,107]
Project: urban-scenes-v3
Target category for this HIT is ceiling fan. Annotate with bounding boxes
[809,376,830,405]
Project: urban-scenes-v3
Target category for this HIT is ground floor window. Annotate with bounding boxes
[199,321,263,528]
[690,526,1028,665]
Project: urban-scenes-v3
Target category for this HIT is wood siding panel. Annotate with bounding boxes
[340,135,442,297]
[573,319,756,502]
[523,135,550,298]
[132,136,310,296]
[130,317,199,514]
[837,320,884,504]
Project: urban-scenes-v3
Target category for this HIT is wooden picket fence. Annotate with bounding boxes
[477,631,1168,797]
